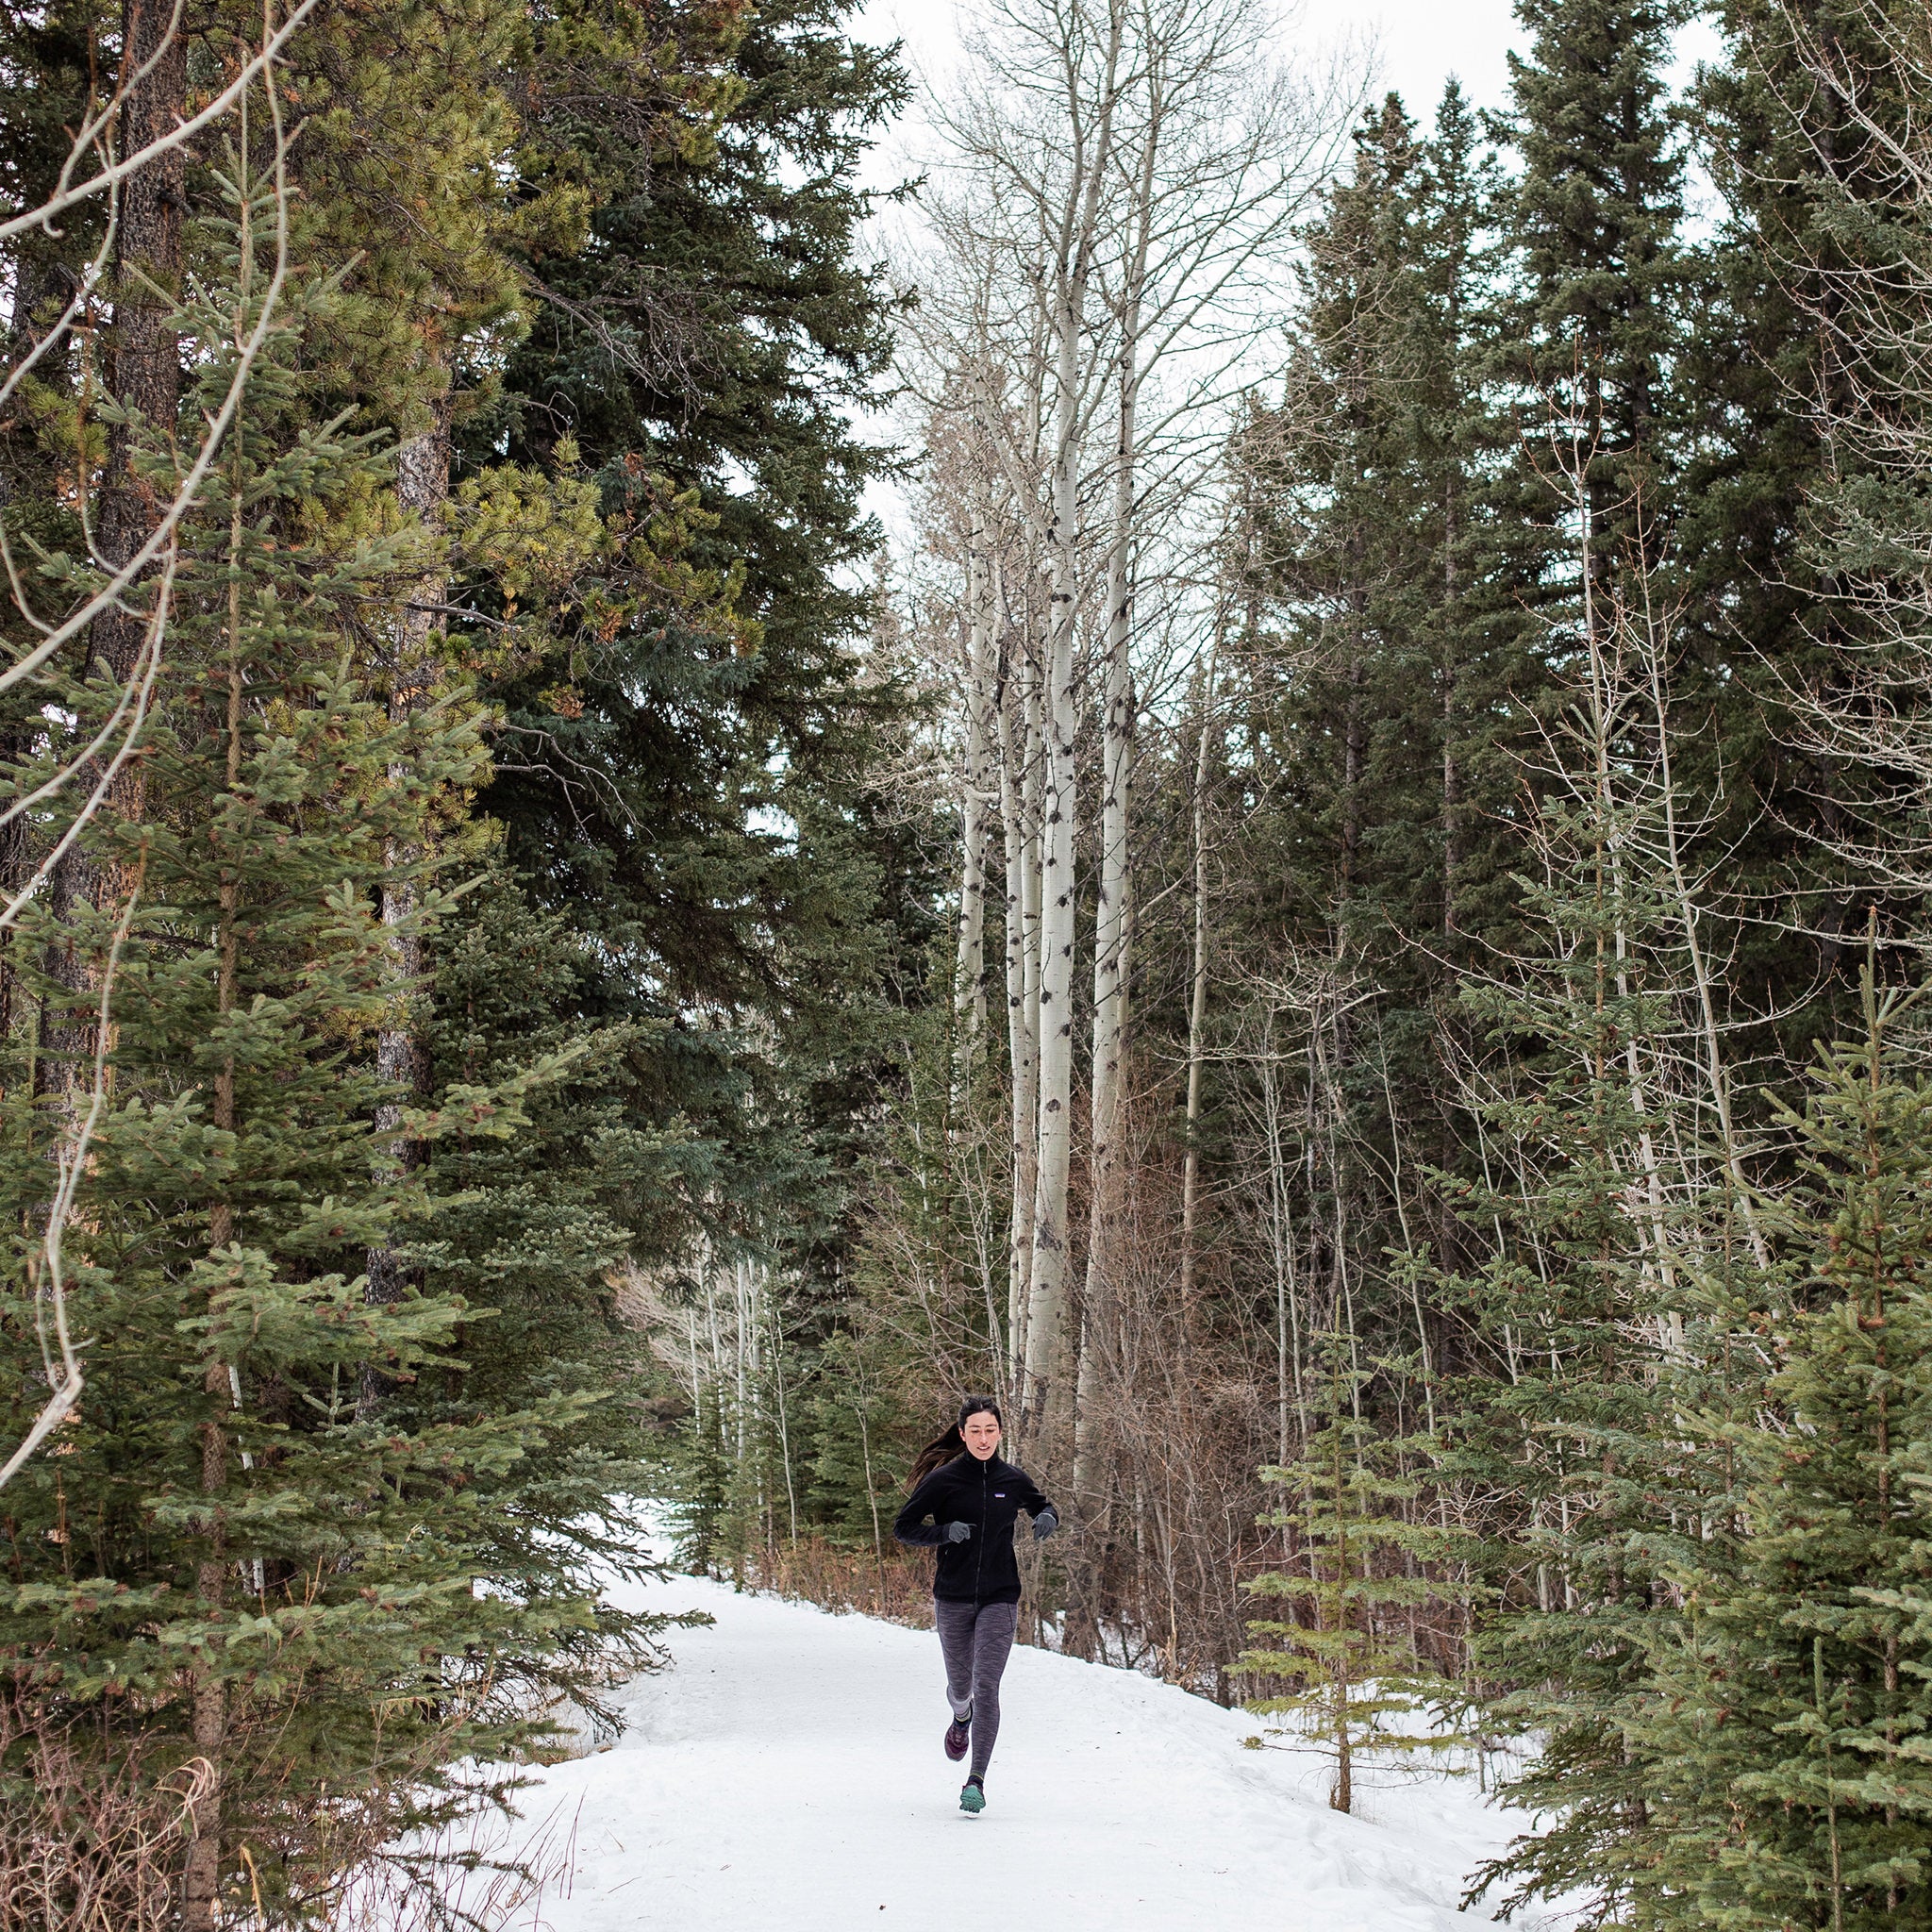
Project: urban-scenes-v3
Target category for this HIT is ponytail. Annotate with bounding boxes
[906,1394,1003,1491]
[907,1425,966,1491]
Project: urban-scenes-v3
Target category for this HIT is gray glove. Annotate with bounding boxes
[1032,1508,1058,1542]
[943,1521,973,1543]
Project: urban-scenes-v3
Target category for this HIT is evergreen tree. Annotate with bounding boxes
[1226,98,1447,1415]
[452,0,941,1566]
[1241,1341,1461,1814]
[0,160,657,1920]
[1496,0,1690,575]
[1609,986,1932,1929]
[468,0,934,1266]
[1411,80,1526,969]
[1247,94,1434,958]
[804,1327,910,1556]
[1225,84,1533,1419]
[409,867,708,1624]
[1444,577,1780,1923]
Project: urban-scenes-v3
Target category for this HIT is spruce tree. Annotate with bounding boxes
[1443,581,1784,1922]
[1229,98,1447,1407]
[475,0,925,1073]
[1241,1341,1461,1814]
[1497,0,1690,573]
[0,150,658,1924]
[1611,986,1932,1930]
[1225,85,1533,1427]
[1248,95,1434,957]
[1410,80,1524,968]
[456,0,941,1566]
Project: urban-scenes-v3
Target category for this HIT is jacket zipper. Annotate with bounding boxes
[975,1458,987,1604]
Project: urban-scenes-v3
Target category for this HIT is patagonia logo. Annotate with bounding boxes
[994,1491,1006,1497]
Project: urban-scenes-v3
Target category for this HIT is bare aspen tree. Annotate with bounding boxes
[956,519,994,1049]
[900,213,1057,1391]
[1077,0,1347,1478]
[1000,593,1045,1374]
[1083,0,1344,1359]
[915,389,1010,1063]
[1019,0,1122,1457]
[1539,414,1779,1303]
[908,25,1121,1442]
[1176,652,1218,1310]
[1632,561,1770,1267]
[1757,4,1932,926]
[909,0,1353,1475]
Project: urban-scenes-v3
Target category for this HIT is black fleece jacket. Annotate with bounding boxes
[892,1454,1056,1606]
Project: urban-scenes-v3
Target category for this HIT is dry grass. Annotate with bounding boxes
[0,1690,208,1932]
[0,1683,579,1932]
[740,1537,935,1630]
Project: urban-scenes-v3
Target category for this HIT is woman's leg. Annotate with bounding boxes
[934,1600,977,1722]
[967,1602,1019,1779]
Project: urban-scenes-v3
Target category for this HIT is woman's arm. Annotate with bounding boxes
[891,1470,951,1547]
[1016,1469,1058,1532]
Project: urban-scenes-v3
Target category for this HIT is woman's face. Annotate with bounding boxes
[961,1409,1002,1460]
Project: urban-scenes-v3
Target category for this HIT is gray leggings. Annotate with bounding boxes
[934,1597,1018,1780]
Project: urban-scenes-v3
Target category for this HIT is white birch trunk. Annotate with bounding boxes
[1177,656,1217,1308]
[1074,329,1140,1497]
[1022,387,1084,1441]
[1023,574,1076,1446]
[999,623,1041,1386]
[1020,0,1122,1457]
[956,533,992,1050]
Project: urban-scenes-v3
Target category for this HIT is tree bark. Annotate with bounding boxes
[1074,273,1141,1487]
[96,0,187,708]
[956,530,992,1052]
[1022,512,1077,1449]
[1177,660,1216,1311]
[1020,1,1121,1460]
[40,0,187,1118]
[359,405,451,1414]
[999,620,1041,1388]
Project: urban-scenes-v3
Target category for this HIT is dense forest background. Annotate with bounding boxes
[6,0,1932,1923]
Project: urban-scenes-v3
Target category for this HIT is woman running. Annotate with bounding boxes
[892,1396,1057,1814]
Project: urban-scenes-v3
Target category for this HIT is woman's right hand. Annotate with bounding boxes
[943,1521,973,1543]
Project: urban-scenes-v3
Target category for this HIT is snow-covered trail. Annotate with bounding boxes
[495,1557,1525,1932]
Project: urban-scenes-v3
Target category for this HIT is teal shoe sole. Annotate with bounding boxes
[959,1783,985,1815]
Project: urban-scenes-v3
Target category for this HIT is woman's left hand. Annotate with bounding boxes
[1031,1508,1058,1542]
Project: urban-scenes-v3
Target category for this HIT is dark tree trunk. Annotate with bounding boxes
[40,0,188,1113]
[96,0,187,701]
[92,4,199,1916]
[359,404,452,1412]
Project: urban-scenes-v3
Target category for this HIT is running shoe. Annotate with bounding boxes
[944,1715,970,1762]
[959,1776,985,1815]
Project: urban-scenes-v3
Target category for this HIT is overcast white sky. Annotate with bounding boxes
[851,0,1724,166]
[853,0,1525,156]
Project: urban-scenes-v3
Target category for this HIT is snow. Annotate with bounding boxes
[490,1553,1539,1932]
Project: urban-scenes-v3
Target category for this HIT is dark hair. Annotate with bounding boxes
[907,1395,1003,1490]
